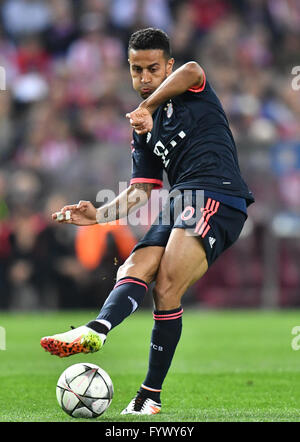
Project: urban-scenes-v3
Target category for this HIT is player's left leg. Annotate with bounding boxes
[121,228,208,415]
[40,246,165,357]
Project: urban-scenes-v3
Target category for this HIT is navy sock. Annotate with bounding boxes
[87,277,148,333]
[140,306,183,403]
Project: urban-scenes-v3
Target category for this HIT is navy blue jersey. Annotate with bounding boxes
[130,70,255,207]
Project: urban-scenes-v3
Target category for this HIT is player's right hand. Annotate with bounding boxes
[52,200,97,226]
[126,106,153,135]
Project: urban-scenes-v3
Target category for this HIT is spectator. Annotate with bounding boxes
[74,220,137,307]
[6,206,46,309]
[16,113,78,173]
[66,13,124,105]
[109,0,173,36]
[43,0,79,58]
[34,193,89,309]
[2,0,52,40]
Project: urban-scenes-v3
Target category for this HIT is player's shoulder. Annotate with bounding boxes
[179,77,216,107]
[174,71,210,106]
[187,64,207,94]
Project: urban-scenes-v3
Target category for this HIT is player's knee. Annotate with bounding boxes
[116,257,136,280]
[116,261,128,280]
[116,251,159,284]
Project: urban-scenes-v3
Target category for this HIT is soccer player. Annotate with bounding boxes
[41,28,254,415]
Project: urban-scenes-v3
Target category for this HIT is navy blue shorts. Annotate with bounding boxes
[131,190,247,267]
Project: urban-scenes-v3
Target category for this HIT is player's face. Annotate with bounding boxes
[128,49,174,99]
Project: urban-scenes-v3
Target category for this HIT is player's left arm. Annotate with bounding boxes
[126,62,205,135]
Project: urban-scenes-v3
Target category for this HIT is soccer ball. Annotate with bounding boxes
[56,362,113,418]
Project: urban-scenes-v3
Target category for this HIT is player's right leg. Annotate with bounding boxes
[121,228,209,415]
[40,246,164,357]
[121,193,247,415]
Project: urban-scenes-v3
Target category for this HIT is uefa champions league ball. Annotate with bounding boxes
[56,363,113,418]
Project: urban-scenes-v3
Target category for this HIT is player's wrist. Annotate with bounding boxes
[88,207,97,225]
[96,206,117,224]
[139,100,156,115]
[96,207,105,224]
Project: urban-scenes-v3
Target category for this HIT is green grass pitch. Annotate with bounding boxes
[0,309,300,422]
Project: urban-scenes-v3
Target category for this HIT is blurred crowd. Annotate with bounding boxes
[0,0,299,310]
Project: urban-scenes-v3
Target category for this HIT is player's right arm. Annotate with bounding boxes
[52,182,154,226]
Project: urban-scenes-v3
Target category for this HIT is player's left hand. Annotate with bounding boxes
[126,106,153,135]
[52,200,97,226]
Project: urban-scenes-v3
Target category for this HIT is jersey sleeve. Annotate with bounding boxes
[130,134,163,189]
[187,66,206,93]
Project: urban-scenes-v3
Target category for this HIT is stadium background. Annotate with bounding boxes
[0,0,299,312]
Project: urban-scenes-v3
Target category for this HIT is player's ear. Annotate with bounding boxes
[166,58,175,77]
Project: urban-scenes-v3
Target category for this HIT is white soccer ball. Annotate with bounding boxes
[56,363,113,418]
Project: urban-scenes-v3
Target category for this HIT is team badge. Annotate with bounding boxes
[166,102,173,118]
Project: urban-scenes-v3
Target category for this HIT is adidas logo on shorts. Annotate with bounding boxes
[209,236,216,248]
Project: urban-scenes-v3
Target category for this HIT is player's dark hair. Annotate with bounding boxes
[128,28,171,59]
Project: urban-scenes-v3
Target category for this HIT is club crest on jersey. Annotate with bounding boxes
[166,102,173,118]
